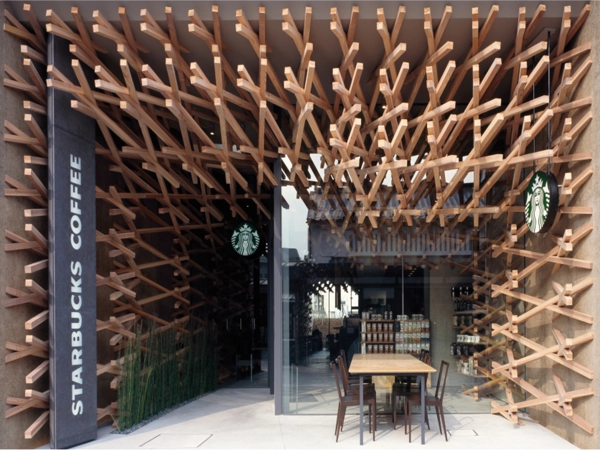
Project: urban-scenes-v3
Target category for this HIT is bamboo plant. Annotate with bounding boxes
[117,321,217,431]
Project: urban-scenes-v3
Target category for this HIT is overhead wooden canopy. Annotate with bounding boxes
[2,1,594,439]
[5,3,593,240]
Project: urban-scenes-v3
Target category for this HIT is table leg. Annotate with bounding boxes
[359,375,364,445]
[420,374,426,445]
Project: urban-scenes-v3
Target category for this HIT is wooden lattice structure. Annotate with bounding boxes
[3,4,51,440]
[2,1,594,441]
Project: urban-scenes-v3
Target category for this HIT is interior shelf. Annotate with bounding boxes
[453,309,487,315]
[360,319,396,322]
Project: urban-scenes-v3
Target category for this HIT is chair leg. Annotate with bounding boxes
[435,406,442,435]
[392,392,397,430]
[373,404,376,441]
[335,402,341,435]
[335,405,342,442]
[439,405,448,442]
[404,398,408,435]
[425,405,430,430]
[371,400,376,441]
[374,398,378,432]
[368,404,372,434]
[339,405,347,440]
[408,401,412,443]
[374,399,378,432]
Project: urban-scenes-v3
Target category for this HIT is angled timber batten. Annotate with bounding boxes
[3,4,51,442]
[1,1,594,440]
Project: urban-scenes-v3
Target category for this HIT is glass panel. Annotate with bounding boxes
[281,180,504,415]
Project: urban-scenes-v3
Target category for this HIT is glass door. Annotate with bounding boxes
[281,184,427,414]
[279,182,503,415]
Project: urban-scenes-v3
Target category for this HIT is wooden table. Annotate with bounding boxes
[349,353,437,445]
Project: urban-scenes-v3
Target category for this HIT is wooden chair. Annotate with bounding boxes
[331,359,377,442]
[339,350,364,384]
[394,350,429,386]
[405,360,450,442]
[391,353,431,430]
[339,350,357,383]
[406,350,431,388]
[339,350,372,384]
[338,351,375,396]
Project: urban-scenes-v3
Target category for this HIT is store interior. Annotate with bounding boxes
[277,265,504,415]
[275,184,508,416]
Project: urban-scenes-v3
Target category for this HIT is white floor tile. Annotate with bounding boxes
[69,387,577,450]
[140,434,211,448]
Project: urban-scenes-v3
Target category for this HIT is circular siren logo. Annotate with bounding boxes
[525,171,558,234]
[231,222,260,256]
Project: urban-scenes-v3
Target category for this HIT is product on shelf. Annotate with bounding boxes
[394,317,430,354]
[453,314,474,327]
[448,285,492,383]
[360,315,430,355]
[454,357,475,375]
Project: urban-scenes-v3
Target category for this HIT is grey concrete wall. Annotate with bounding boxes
[0,3,50,447]
[524,4,599,448]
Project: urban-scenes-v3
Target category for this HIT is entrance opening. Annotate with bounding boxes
[1,3,593,447]
[281,184,506,415]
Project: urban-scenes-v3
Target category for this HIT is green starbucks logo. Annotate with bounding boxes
[525,171,558,234]
[231,223,260,256]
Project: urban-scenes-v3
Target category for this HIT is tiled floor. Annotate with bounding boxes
[235,351,500,416]
[70,387,577,449]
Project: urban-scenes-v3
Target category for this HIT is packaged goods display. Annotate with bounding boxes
[451,285,476,311]
[450,334,486,375]
[455,357,475,375]
[453,314,474,327]
[450,342,475,357]
[451,285,473,298]
[448,284,489,378]
[454,298,475,311]
[360,314,430,355]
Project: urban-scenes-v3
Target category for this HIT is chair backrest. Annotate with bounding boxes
[339,349,349,372]
[423,353,432,366]
[330,358,344,401]
[419,349,430,362]
[337,353,353,395]
[434,360,450,400]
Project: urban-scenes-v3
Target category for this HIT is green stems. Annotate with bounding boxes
[117,321,217,431]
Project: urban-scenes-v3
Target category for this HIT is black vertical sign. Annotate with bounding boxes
[48,35,97,448]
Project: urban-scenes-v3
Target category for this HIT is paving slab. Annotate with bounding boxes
[55,387,577,450]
